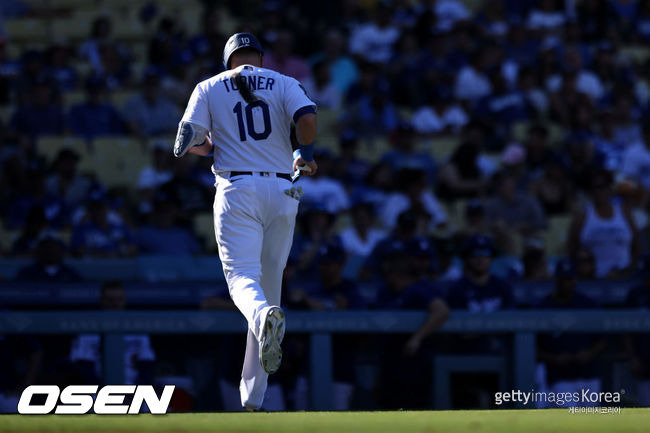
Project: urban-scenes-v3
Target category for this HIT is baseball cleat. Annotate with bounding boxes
[259,306,285,374]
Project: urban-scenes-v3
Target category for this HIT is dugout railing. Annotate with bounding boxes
[1,310,649,410]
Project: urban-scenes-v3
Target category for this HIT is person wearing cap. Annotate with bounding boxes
[70,197,136,258]
[405,236,438,282]
[536,258,606,408]
[9,75,64,136]
[447,235,515,312]
[373,252,450,409]
[286,241,364,410]
[362,209,428,280]
[624,253,650,406]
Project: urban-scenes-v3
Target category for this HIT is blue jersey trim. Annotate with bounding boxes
[293,105,316,124]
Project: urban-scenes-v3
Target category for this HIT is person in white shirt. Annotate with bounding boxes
[340,202,387,257]
[302,60,341,110]
[349,3,400,64]
[621,124,650,189]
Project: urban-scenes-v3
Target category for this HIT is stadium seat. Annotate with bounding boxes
[112,90,138,109]
[193,212,216,252]
[427,135,459,162]
[541,215,572,257]
[51,16,92,41]
[4,18,49,43]
[37,136,91,165]
[358,137,391,163]
[85,137,149,187]
[67,258,139,280]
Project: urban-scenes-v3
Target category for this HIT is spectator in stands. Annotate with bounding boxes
[263,29,310,81]
[621,123,650,190]
[568,169,638,278]
[291,203,340,279]
[456,200,490,243]
[485,171,547,253]
[70,197,136,257]
[475,71,530,128]
[340,201,387,258]
[160,156,212,222]
[349,162,393,213]
[302,60,341,110]
[521,237,551,281]
[349,2,400,64]
[529,154,574,216]
[363,210,427,280]
[404,236,437,282]
[624,253,650,406]
[124,70,180,137]
[536,259,606,408]
[296,149,350,214]
[342,80,399,140]
[373,253,449,409]
[10,76,64,136]
[70,281,155,386]
[45,42,78,92]
[79,17,129,80]
[379,122,437,180]
[11,206,46,256]
[314,29,358,95]
[15,235,80,282]
[437,140,488,201]
[67,76,127,139]
[136,199,201,256]
[411,88,469,135]
[136,141,174,214]
[447,235,515,312]
[332,130,370,187]
[45,149,92,212]
[444,235,514,407]
[7,170,67,229]
[379,168,447,231]
[453,49,493,102]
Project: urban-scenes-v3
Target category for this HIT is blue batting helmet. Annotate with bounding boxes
[223,33,263,69]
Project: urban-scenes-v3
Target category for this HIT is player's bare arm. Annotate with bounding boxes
[188,135,213,156]
[293,112,318,175]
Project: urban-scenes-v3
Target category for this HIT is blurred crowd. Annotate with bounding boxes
[1,0,650,412]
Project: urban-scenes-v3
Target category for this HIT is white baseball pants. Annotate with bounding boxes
[213,173,298,409]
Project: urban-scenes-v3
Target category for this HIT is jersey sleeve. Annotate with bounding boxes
[283,76,317,123]
[181,83,211,130]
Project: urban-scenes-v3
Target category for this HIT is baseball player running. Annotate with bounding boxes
[173,32,318,411]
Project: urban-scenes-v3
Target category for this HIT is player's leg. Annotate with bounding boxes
[213,176,269,341]
[239,178,299,409]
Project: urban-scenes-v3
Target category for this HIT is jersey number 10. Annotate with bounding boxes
[233,101,272,141]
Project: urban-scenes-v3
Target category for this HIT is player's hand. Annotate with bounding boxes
[293,156,318,176]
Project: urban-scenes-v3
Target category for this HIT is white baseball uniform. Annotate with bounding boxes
[180,65,316,409]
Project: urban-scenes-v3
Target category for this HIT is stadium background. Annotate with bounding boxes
[1,0,650,413]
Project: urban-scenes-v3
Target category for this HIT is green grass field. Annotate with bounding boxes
[1,409,648,433]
